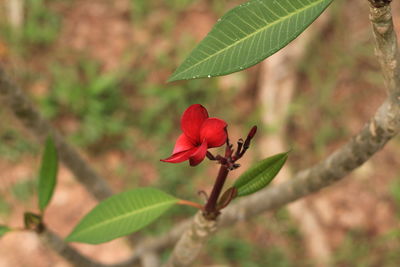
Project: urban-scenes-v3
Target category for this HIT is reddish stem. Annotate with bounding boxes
[203,164,229,219]
[177,200,204,211]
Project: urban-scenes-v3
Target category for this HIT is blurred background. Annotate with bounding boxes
[0,0,400,266]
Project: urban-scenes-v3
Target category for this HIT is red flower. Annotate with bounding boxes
[161,104,227,166]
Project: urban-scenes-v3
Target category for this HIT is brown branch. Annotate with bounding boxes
[39,229,107,267]
[117,3,400,265]
[0,66,113,201]
[39,228,142,267]
[368,0,392,8]
[37,216,192,267]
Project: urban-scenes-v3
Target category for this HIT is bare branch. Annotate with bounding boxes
[369,4,400,98]
[368,0,392,8]
[39,229,107,267]
[0,66,113,201]
[40,228,142,267]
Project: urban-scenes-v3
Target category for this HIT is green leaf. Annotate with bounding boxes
[169,0,332,81]
[38,137,58,212]
[234,152,289,197]
[0,225,11,237]
[66,188,178,244]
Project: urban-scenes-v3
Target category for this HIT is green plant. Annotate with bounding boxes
[24,0,60,46]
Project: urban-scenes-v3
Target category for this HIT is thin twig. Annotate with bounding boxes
[177,199,204,211]
[39,228,142,267]
[39,229,107,267]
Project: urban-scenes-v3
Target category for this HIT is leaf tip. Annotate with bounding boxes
[167,72,180,82]
[64,234,76,243]
[65,231,87,244]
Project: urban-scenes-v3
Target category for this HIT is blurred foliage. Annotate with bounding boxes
[333,229,400,267]
[21,0,60,46]
[0,196,10,218]
[0,128,36,161]
[208,231,291,266]
[40,58,128,147]
[0,0,61,54]
[11,179,37,203]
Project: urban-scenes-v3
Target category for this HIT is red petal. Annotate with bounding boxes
[199,118,227,148]
[181,104,209,142]
[189,141,208,166]
[172,134,195,154]
[161,148,195,163]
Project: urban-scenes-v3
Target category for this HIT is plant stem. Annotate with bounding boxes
[177,200,204,211]
[203,164,229,219]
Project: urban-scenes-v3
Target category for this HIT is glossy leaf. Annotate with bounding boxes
[66,188,178,244]
[169,0,332,81]
[234,152,288,197]
[38,137,58,212]
[0,225,11,238]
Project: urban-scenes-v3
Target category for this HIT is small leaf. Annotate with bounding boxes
[0,225,11,238]
[169,0,332,81]
[234,152,289,197]
[66,188,178,244]
[216,187,238,210]
[38,137,59,212]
